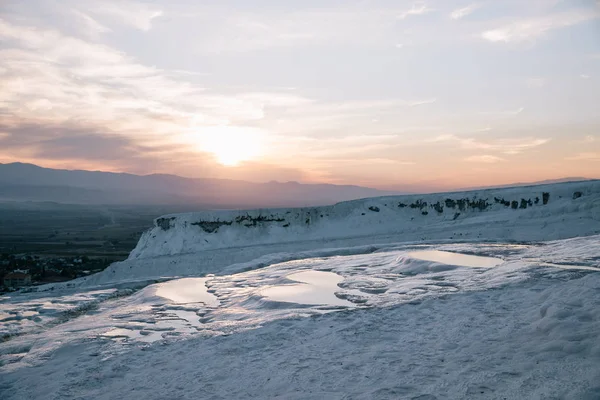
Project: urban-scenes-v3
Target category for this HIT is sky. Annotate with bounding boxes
[0,0,599,191]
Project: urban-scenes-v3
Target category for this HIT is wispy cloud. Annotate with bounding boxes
[281,98,437,118]
[479,107,524,116]
[450,4,480,20]
[433,135,550,155]
[565,152,600,161]
[0,122,311,182]
[0,0,598,186]
[468,137,550,155]
[172,7,410,52]
[86,0,163,31]
[0,17,314,154]
[407,98,437,106]
[70,9,111,38]
[580,74,591,79]
[398,3,434,19]
[314,157,415,166]
[584,135,596,143]
[465,155,505,163]
[482,9,598,44]
[276,134,402,160]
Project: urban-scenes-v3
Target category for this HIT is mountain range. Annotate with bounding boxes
[0,163,592,208]
[0,163,399,208]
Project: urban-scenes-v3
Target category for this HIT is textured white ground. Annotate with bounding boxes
[1,181,600,399]
[73,179,599,287]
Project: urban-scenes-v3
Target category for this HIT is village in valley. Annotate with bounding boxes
[1,254,113,292]
[0,202,166,293]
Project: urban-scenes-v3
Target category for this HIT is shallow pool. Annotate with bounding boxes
[261,270,354,307]
[408,250,503,268]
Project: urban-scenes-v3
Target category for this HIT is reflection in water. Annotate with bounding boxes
[262,270,354,307]
[408,250,503,268]
[534,262,600,272]
[155,278,219,306]
[8,243,595,356]
[102,328,164,343]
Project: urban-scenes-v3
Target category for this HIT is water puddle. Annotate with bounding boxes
[102,328,164,343]
[535,262,600,272]
[155,278,219,306]
[8,240,596,358]
[408,250,503,268]
[262,270,354,307]
[20,311,39,318]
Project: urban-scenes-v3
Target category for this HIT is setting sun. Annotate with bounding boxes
[197,126,264,166]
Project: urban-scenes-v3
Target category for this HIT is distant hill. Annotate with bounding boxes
[459,177,592,191]
[0,163,400,208]
[381,177,594,194]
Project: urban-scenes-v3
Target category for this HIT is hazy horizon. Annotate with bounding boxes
[0,161,595,192]
[1,0,599,191]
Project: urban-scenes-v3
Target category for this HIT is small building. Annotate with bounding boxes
[13,269,29,274]
[3,272,32,288]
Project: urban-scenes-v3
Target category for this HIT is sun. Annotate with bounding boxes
[198,126,264,166]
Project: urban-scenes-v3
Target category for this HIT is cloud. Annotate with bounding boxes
[268,98,438,135]
[0,122,310,182]
[466,137,549,155]
[273,134,407,162]
[465,155,505,163]
[565,152,600,161]
[398,3,434,19]
[580,74,591,79]
[479,107,524,117]
[179,7,409,52]
[481,9,598,44]
[86,0,163,31]
[312,158,415,166]
[0,15,440,178]
[432,134,550,155]
[583,135,596,143]
[450,4,480,20]
[0,17,323,180]
[0,122,199,172]
[313,99,436,112]
[407,98,437,106]
[70,9,111,38]
[0,18,312,132]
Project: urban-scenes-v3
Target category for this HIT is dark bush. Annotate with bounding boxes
[542,192,550,205]
[519,199,528,209]
[156,217,176,231]
[191,220,233,233]
[410,200,428,210]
